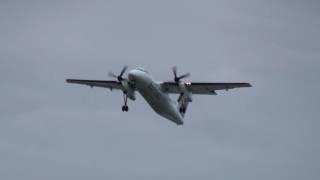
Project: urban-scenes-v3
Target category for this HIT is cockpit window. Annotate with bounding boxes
[137,67,149,73]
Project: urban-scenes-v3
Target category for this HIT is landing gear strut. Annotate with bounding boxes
[122,92,129,112]
[178,93,187,114]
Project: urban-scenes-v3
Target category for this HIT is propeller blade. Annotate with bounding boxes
[178,73,190,80]
[172,66,178,79]
[172,66,190,82]
[109,66,128,82]
[108,72,118,78]
[119,66,128,77]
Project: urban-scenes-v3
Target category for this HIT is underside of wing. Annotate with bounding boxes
[161,82,252,95]
[66,79,122,90]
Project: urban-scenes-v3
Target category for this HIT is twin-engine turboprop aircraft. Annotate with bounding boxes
[66,66,251,125]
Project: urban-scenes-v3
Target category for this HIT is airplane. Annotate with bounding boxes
[66,66,251,125]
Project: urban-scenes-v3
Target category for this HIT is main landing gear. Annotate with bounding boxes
[122,92,129,112]
[122,105,129,112]
[178,93,187,114]
[179,107,186,113]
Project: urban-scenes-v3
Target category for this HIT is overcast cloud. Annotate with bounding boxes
[0,0,319,179]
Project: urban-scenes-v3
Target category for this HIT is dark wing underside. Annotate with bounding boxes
[161,82,252,94]
[66,79,122,90]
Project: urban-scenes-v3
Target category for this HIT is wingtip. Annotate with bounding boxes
[65,79,72,83]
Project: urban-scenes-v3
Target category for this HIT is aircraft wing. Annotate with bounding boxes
[161,82,252,95]
[66,79,122,90]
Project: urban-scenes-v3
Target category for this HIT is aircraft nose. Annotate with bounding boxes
[128,70,141,81]
[174,113,184,125]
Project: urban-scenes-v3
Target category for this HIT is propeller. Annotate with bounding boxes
[172,66,190,82]
[109,66,128,82]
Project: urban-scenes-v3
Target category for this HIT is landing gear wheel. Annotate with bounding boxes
[179,107,186,113]
[122,105,129,112]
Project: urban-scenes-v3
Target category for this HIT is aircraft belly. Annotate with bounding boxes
[137,82,183,125]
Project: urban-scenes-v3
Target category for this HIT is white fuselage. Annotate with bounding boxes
[128,69,184,125]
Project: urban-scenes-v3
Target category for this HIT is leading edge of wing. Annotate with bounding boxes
[161,81,252,94]
[162,82,252,87]
[190,82,252,87]
[66,79,119,84]
[66,79,122,89]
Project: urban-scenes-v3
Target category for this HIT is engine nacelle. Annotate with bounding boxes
[121,80,136,100]
[179,82,192,102]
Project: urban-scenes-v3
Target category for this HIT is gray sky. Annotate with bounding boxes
[1,0,319,179]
